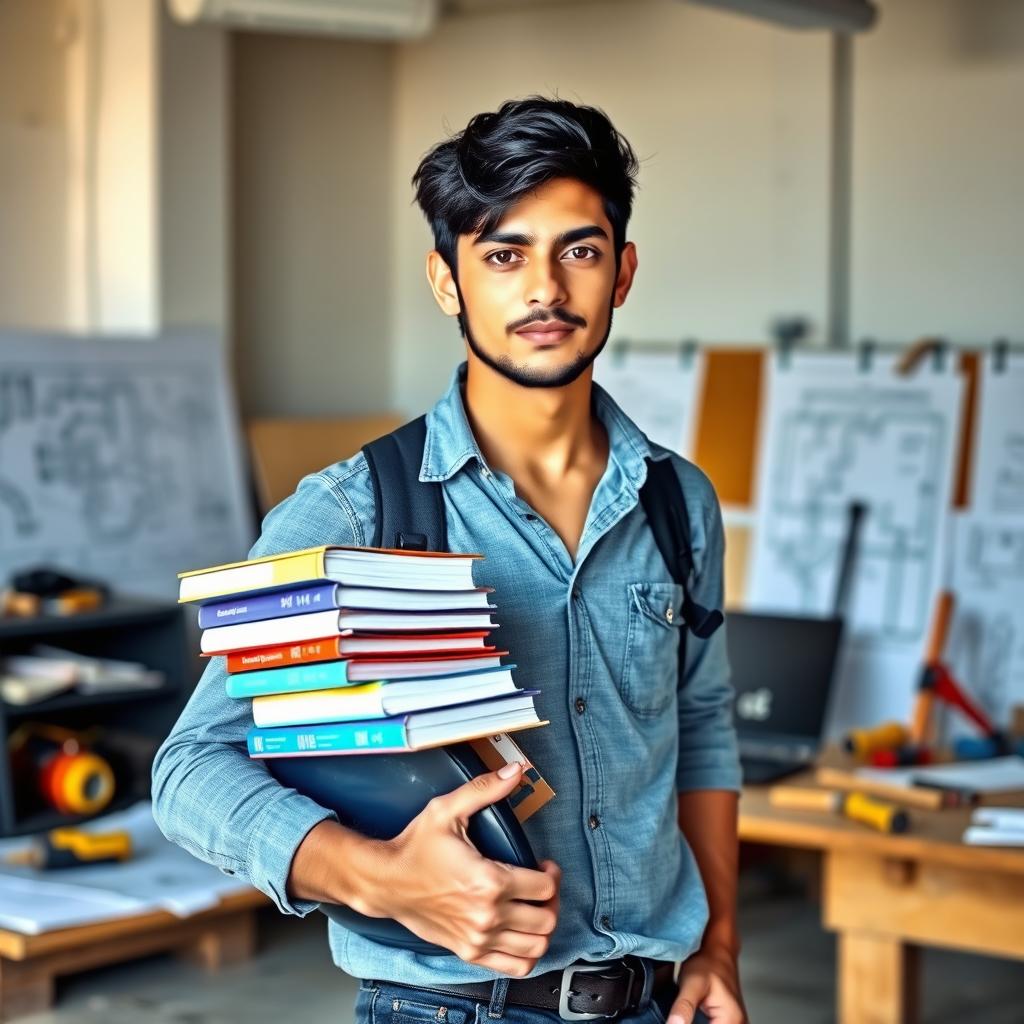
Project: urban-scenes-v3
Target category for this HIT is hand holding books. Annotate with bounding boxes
[178,543,551,956]
[304,759,561,978]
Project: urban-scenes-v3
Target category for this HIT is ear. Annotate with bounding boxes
[612,241,638,308]
[426,251,461,317]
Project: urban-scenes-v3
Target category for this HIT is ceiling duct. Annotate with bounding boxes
[166,0,440,40]
[686,0,877,32]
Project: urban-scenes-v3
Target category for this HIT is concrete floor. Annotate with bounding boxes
[14,887,1024,1024]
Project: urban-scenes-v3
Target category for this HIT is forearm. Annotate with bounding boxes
[677,788,740,955]
[286,818,392,914]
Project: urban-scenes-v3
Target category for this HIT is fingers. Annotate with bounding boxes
[440,763,525,822]
[486,928,551,959]
[466,950,538,978]
[669,972,709,1024]
[501,896,558,935]
[501,858,561,902]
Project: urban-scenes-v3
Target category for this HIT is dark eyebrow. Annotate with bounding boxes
[473,224,609,248]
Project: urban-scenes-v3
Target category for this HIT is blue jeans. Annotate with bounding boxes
[353,975,711,1024]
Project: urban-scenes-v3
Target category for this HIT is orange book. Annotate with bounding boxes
[222,632,499,674]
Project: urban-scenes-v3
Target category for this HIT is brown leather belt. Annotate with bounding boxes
[377,955,676,1021]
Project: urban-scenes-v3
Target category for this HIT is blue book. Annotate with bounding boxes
[198,581,494,629]
[226,660,358,699]
[198,583,339,629]
[246,689,544,757]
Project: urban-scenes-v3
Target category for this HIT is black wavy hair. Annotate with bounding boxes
[411,95,641,281]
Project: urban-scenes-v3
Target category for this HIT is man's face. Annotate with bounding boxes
[428,177,637,389]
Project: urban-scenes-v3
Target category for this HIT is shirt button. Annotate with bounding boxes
[588,814,601,829]
[575,697,586,713]
[665,606,674,623]
[601,915,611,929]
[525,513,538,521]
[572,587,581,601]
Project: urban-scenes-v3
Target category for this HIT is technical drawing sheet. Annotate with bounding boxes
[593,346,705,457]
[0,330,255,601]
[747,350,965,737]
[948,350,1024,733]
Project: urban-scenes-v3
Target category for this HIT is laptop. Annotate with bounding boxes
[725,611,844,785]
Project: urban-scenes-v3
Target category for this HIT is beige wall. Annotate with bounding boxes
[390,0,833,413]
[160,5,230,333]
[231,31,394,417]
[850,0,1024,345]
[0,0,70,329]
[0,0,226,336]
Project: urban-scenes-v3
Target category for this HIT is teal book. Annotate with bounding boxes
[248,718,408,757]
[226,661,358,699]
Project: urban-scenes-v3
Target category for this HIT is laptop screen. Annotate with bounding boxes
[725,611,844,747]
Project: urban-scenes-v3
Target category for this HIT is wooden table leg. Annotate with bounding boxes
[178,910,257,972]
[838,929,920,1024]
[0,957,55,1021]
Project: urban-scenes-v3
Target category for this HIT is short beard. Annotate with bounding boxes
[454,277,616,390]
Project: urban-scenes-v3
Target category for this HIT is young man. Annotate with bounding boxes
[152,96,746,1024]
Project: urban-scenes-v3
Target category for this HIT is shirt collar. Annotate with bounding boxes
[420,360,664,488]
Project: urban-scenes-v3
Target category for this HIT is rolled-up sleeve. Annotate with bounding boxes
[151,471,357,916]
[675,469,743,793]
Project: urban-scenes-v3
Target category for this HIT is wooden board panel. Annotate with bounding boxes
[692,348,763,506]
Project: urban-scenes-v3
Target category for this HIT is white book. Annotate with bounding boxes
[971,807,1024,830]
[963,826,1024,847]
[345,655,502,681]
[201,607,497,654]
[252,667,519,727]
[341,634,488,654]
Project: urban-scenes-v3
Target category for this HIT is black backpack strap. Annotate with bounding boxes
[361,415,448,552]
[639,457,724,641]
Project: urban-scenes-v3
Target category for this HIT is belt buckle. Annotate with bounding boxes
[557,961,635,1022]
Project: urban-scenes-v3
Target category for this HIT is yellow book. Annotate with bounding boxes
[178,545,481,604]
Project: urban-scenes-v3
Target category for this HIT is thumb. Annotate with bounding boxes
[668,970,708,1024]
[443,761,524,823]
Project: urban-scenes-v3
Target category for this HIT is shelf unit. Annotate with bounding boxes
[0,598,188,837]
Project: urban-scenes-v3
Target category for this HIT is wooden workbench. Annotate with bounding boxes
[739,773,1024,1024]
[0,888,268,1021]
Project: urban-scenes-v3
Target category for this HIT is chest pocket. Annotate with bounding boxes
[618,581,685,718]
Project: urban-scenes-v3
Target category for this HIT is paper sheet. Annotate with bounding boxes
[947,351,1024,733]
[746,350,965,737]
[592,346,705,457]
[857,756,1024,793]
[0,802,254,934]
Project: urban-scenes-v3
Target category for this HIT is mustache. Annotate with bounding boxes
[508,308,587,333]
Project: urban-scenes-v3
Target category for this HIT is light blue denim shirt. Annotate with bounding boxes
[152,360,741,985]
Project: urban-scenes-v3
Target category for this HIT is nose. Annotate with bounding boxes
[523,256,568,309]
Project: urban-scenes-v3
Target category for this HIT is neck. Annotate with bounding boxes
[462,354,603,481]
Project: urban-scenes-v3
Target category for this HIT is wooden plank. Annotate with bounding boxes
[825,849,1024,962]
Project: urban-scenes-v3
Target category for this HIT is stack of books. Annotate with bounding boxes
[178,545,547,757]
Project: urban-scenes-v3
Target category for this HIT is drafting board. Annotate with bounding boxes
[746,349,965,737]
[948,350,1024,733]
[592,344,705,458]
[0,330,255,601]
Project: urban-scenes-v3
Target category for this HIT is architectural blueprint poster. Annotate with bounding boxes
[593,345,705,457]
[746,350,965,737]
[947,351,1024,734]
[0,330,256,601]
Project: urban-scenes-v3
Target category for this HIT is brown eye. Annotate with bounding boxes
[486,250,520,266]
[568,246,596,260]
